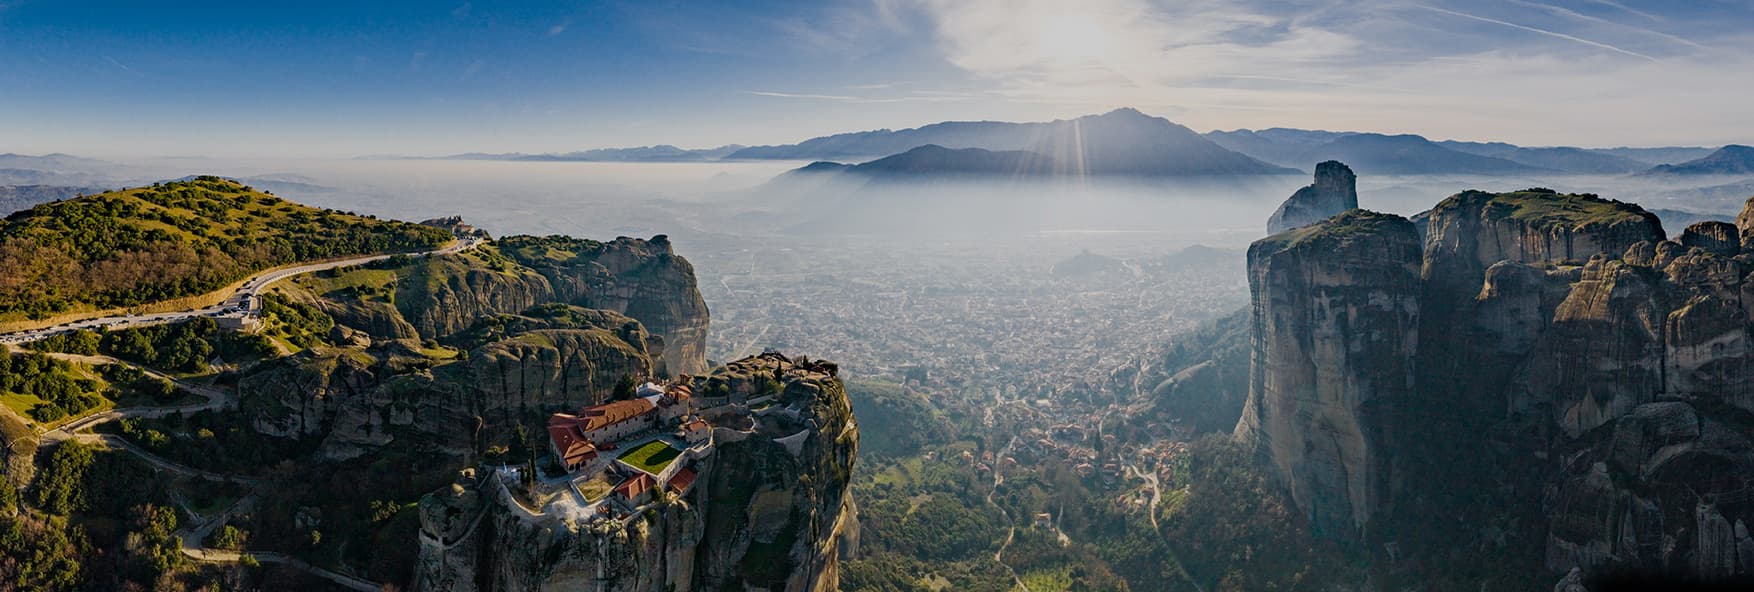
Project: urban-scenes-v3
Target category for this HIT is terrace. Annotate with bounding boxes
[617,438,683,475]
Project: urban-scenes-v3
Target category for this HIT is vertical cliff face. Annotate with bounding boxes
[1265,160,1359,235]
[242,306,658,460]
[1233,187,1754,584]
[499,236,711,375]
[297,235,710,375]
[412,354,858,592]
[1236,209,1422,539]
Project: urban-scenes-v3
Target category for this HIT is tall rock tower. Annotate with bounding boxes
[1266,160,1359,235]
[1235,209,1421,539]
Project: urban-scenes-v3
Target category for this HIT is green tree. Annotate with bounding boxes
[32,441,96,514]
[613,375,638,401]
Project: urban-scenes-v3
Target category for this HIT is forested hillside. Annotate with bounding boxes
[0,176,451,319]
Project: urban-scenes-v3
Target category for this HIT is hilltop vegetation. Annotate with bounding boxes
[0,176,451,319]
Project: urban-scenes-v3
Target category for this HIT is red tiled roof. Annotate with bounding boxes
[683,418,711,433]
[548,419,589,464]
[615,473,655,499]
[667,467,697,494]
[580,399,656,432]
[560,440,597,467]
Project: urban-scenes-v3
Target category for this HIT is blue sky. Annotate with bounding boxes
[1,0,1751,157]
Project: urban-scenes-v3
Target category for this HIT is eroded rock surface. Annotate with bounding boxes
[1231,188,1754,583]
[1265,160,1359,235]
[413,354,858,592]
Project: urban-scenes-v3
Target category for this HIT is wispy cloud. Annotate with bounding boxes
[746,89,977,103]
[102,55,143,77]
[547,18,571,37]
[1419,5,1659,61]
[894,0,1754,145]
[1585,0,1662,22]
[748,90,862,101]
[1508,0,1704,51]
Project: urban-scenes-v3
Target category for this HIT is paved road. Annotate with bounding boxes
[0,238,482,591]
[34,352,235,437]
[0,236,484,346]
[183,549,381,592]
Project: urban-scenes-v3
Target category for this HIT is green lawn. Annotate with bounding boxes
[617,440,682,475]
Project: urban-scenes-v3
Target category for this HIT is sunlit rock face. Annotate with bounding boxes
[296,236,709,375]
[1236,209,1421,539]
[1235,189,1754,582]
[1265,160,1358,235]
[242,306,656,461]
[526,236,712,376]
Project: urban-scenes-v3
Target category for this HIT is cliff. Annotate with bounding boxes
[243,305,657,460]
[1235,209,1422,539]
[497,235,710,375]
[1265,160,1358,235]
[1226,187,1754,584]
[412,353,858,592]
[294,235,707,375]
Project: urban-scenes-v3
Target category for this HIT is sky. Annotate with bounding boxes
[1,0,1751,157]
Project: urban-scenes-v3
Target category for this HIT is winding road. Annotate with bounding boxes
[0,236,483,346]
[0,239,488,590]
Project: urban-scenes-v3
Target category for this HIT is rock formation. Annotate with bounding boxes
[1225,187,1754,583]
[244,305,661,460]
[413,353,858,592]
[231,231,854,590]
[1235,209,1421,538]
[301,235,708,375]
[1265,160,1358,235]
[246,235,709,459]
[504,235,711,375]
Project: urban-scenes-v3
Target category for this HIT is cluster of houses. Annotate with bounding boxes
[544,378,715,509]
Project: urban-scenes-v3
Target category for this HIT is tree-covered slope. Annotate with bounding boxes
[0,176,452,319]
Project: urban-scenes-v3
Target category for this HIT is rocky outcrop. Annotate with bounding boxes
[1235,209,1421,539]
[1148,308,1250,435]
[1265,160,1358,235]
[501,236,710,375]
[243,306,657,460]
[243,348,381,439]
[1229,189,1754,584]
[396,259,552,340]
[289,235,710,375]
[413,353,858,592]
[1682,221,1741,257]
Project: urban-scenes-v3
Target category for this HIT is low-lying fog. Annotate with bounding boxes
[20,155,1754,383]
[74,157,1752,253]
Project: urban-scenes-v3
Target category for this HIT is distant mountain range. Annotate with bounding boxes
[1205,129,1722,175]
[793,145,1060,177]
[0,153,122,186]
[783,109,1296,178]
[418,144,746,162]
[756,108,1294,176]
[1642,145,1754,176]
[0,184,109,216]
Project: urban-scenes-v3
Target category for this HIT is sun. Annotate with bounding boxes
[1035,13,1110,63]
